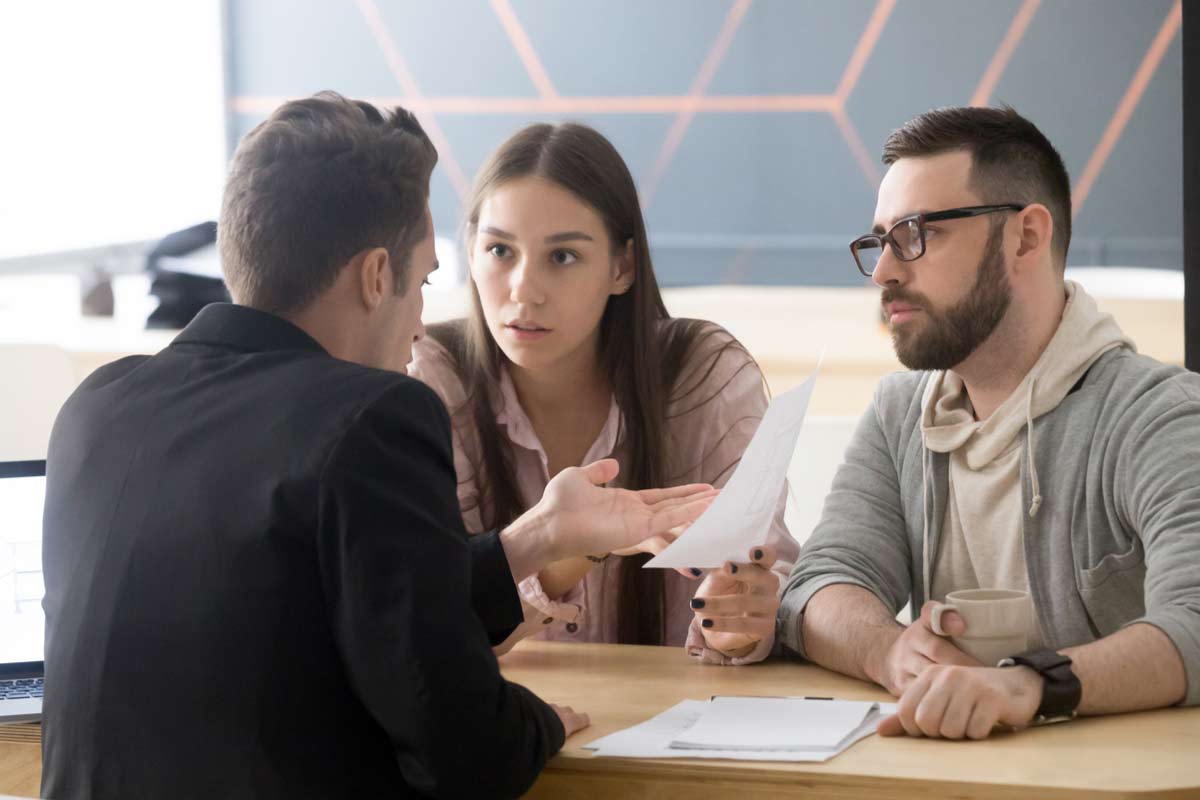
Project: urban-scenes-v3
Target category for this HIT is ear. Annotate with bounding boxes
[1012,203,1054,274]
[610,238,635,296]
[358,247,392,310]
[465,234,480,281]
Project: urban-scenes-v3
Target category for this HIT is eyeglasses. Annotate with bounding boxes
[849,204,1025,277]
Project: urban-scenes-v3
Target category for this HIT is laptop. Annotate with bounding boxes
[0,459,46,723]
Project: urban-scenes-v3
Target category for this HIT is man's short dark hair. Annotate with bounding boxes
[882,105,1072,268]
[219,92,438,313]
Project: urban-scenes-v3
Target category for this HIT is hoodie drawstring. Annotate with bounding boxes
[921,445,932,603]
[1026,378,1043,518]
[922,378,1042,604]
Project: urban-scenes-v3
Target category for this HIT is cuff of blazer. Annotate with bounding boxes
[468,530,525,646]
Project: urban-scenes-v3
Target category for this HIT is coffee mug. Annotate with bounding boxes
[930,588,1031,666]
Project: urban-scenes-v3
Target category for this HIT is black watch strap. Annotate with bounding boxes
[997,648,1082,723]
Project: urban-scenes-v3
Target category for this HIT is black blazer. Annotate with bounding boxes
[41,303,563,799]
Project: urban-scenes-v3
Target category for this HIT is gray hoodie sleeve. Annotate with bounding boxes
[778,384,914,658]
[1117,378,1200,706]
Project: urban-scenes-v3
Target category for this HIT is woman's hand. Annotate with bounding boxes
[690,545,782,657]
[611,526,698,578]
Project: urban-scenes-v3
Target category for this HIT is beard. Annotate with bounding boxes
[884,222,1011,371]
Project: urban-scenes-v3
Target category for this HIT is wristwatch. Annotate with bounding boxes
[997,648,1082,725]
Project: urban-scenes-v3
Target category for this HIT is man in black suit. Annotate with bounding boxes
[41,93,713,799]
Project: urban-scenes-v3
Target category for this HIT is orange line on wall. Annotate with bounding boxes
[231,94,838,116]
[723,245,755,283]
[834,0,896,104]
[970,0,1040,107]
[356,0,471,199]
[1072,0,1181,216]
[642,0,753,208]
[488,0,557,99]
[831,105,881,189]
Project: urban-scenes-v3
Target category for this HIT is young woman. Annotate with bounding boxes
[409,122,797,662]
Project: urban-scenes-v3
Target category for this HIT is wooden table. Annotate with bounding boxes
[0,725,38,799]
[499,641,1200,799]
[2,642,1197,798]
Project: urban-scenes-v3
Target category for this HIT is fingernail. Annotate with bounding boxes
[702,618,713,628]
[690,568,702,577]
[690,598,705,609]
[729,563,738,574]
[753,548,764,560]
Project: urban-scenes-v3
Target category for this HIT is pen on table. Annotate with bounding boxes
[708,695,836,701]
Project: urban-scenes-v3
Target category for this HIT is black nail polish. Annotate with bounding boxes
[754,548,764,560]
[690,568,702,577]
[729,563,738,574]
[701,618,713,628]
[690,598,705,609]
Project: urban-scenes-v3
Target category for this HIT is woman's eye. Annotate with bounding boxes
[421,278,431,287]
[488,243,511,258]
[550,249,578,266]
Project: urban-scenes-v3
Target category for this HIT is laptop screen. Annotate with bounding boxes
[0,461,46,667]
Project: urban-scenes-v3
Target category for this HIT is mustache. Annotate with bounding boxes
[880,287,932,308]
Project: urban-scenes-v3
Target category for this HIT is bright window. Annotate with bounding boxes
[0,1,225,264]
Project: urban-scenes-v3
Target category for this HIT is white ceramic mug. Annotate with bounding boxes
[930,588,1031,666]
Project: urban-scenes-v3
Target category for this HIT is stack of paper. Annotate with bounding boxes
[585,696,897,762]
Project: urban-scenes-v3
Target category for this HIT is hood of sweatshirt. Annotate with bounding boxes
[921,281,1132,461]
[917,281,1133,529]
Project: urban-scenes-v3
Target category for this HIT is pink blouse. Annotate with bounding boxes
[408,322,798,664]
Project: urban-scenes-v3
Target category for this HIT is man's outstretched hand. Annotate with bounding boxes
[501,459,716,580]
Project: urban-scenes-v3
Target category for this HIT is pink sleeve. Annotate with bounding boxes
[411,339,594,655]
[408,338,485,533]
[685,621,776,665]
[492,575,587,655]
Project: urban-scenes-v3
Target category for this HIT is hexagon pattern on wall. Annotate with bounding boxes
[229,0,1183,285]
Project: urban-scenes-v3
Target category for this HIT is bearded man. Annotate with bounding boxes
[703,105,1200,741]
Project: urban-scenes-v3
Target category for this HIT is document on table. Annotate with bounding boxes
[584,696,897,762]
[672,696,881,751]
[645,362,820,569]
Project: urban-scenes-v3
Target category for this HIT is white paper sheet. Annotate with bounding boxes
[645,364,820,569]
[670,696,878,751]
[583,698,896,762]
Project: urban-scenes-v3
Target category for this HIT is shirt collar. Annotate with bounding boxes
[172,303,328,356]
[494,364,623,467]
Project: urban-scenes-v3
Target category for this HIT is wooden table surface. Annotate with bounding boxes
[0,725,39,800]
[3,641,1197,798]
[498,641,1200,800]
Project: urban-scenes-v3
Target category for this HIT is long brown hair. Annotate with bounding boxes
[430,123,745,645]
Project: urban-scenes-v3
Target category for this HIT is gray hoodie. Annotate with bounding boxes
[778,290,1200,706]
[923,283,1133,648]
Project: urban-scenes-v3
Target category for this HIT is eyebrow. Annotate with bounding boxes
[544,231,594,244]
[477,225,594,244]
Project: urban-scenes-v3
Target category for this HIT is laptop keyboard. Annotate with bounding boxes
[0,678,44,700]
